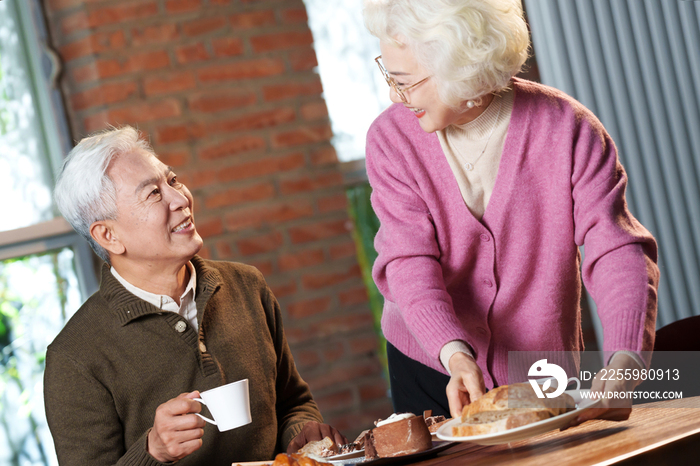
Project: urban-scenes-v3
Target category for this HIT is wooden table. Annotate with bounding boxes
[236,396,700,466]
[418,396,700,466]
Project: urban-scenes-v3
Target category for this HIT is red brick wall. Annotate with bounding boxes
[42,0,391,438]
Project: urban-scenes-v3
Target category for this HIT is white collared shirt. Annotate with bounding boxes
[111,262,198,330]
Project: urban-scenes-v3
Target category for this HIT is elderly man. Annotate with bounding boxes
[45,126,344,465]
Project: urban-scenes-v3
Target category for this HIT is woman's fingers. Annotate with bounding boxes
[446,355,486,419]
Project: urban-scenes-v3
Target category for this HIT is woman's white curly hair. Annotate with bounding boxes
[363,0,530,108]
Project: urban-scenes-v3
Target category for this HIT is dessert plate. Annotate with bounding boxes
[325,431,443,462]
[329,441,456,465]
[327,448,365,461]
[436,389,602,445]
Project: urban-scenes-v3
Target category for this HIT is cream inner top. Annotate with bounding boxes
[437,86,514,220]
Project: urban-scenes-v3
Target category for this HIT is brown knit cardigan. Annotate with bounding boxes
[44,256,322,466]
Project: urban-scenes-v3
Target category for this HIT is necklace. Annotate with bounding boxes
[452,95,503,171]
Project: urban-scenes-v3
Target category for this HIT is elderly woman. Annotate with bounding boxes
[362,0,659,424]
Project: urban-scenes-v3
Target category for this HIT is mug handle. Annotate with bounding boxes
[194,397,217,425]
[567,376,581,391]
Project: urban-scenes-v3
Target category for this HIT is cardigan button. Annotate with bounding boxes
[476,327,488,335]
[480,234,490,242]
[199,341,207,353]
[175,321,187,333]
[483,279,493,287]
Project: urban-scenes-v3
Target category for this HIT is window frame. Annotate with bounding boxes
[1,0,98,296]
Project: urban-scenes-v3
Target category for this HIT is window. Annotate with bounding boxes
[302,0,391,375]
[0,1,97,464]
[303,0,392,163]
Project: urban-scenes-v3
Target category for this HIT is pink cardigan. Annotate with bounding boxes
[366,78,659,388]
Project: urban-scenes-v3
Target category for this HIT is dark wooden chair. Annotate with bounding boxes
[653,315,700,352]
[639,315,700,400]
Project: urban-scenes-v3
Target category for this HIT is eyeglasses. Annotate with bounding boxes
[375,55,430,104]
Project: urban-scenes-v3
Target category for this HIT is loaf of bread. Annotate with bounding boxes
[452,383,575,437]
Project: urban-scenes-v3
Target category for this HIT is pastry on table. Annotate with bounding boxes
[339,430,367,454]
[422,410,449,433]
[296,436,338,458]
[272,452,326,466]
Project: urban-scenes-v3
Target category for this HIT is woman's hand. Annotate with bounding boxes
[566,353,642,428]
[287,421,347,453]
[446,352,486,419]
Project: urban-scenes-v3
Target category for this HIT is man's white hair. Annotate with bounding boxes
[363,0,530,107]
[54,126,155,264]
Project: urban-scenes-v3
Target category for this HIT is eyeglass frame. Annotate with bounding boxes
[375,55,430,104]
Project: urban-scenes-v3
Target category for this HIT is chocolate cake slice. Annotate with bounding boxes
[364,413,432,459]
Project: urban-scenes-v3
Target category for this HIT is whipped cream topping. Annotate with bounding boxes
[376,412,414,427]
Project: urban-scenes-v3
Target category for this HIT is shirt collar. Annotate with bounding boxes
[110,262,197,310]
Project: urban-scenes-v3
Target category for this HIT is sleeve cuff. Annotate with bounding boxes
[608,350,645,370]
[439,340,474,376]
[121,428,176,466]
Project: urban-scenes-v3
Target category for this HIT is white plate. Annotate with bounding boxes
[329,441,456,465]
[326,448,365,461]
[435,389,602,445]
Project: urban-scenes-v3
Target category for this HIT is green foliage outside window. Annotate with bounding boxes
[346,183,387,378]
[0,54,13,135]
[1,251,77,466]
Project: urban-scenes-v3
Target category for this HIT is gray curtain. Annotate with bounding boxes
[523,0,700,345]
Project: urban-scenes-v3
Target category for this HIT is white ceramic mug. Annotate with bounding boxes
[195,379,252,432]
[538,375,581,392]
